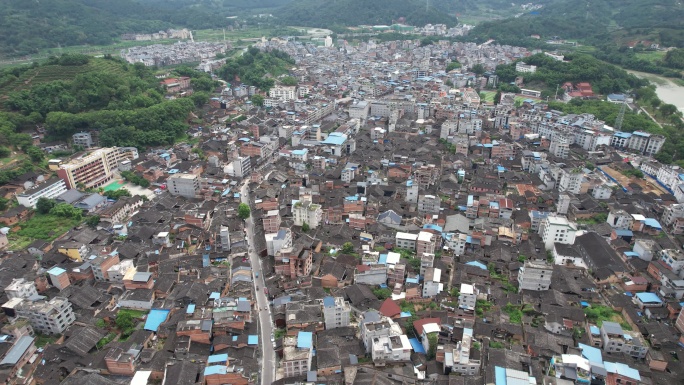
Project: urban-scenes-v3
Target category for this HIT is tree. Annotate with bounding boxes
[238,203,251,220]
[660,103,679,117]
[341,242,354,254]
[115,312,134,331]
[26,146,44,162]
[250,94,264,107]
[494,90,502,105]
[85,215,100,228]
[280,76,298,86]
[50,203,82,220]
[301,222,310,232]
[372,288,392,300]
[36,197,56,214]
[471,64,486,76]
[446,61,462,72]
[427,333,438,360]
[0,147,10,158]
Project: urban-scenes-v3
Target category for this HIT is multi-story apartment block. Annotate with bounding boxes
[292,199,322,228]
[458,283,478,312]
[322,296,351,329]
[90,253,121,281]
[266,228,292,256]
[539,214,577,250]
[14,297,76,335]
[420,253,434,276]
[659,249,684,274]
[557,168,583,194]
[281,332,313,378]
[515,62,537,73]
[443,328,480,375]
[262,210,281,233]
[422,267,442,297]
[348,100,370,121]
[269,85,297,101]
[72,132,94,148]
[274,246,313,279]
[16,178,67,208]
[606,209,634,230]
[55,147,138,189]
[361,316,402,353]
[167,173,200,198]
[600,321,648,358]
[417,231,438,255]
[395,232,418,250]
[549,136,570,158]
[371,334,412,364]
[417,194,440,214]
[518,260,553,291]
[4,279,38,300]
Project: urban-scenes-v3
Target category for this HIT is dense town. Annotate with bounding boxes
[0,35,683,385]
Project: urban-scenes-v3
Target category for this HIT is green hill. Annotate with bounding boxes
[0,0,230,57]
[467,0,684,47]
[276,0,458,28]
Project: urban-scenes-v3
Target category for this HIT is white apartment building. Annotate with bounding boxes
[518,260,553,291]
[348,100,370,121]
[16,178,67,208]
[361,316,402,353]
[72,132,94,148]
[417,194,441,214]
[539,214,577,250]
[515,62,537,73]
[606,209,634,230]
[422,267,442,297]
[225,156,252,178]
[458,283,478,312]
[4,279,38,300]
[549,137,570,158]
[322,296,351,329]
[557,168,583,194]
[266,228,293,256]
[292,199,322,228]
[269,85,297,101]
[600,321,648,358]
[395,232,418,250]
[13,297,76,335]
[371,334,412,364]
[443,328,480,375]
[167,173,200,198]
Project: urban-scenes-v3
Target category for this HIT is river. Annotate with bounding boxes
[627,70,684,114]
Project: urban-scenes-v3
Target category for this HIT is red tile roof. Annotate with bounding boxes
[379,298,401,318]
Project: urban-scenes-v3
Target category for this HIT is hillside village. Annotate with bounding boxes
[0,38,683,385]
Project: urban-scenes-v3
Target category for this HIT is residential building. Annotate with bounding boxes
[16,178,67,208]
[167,173,200,198]
[417,231,438,255]
[420,253,434,276]
[72,132,94,148]
[518,260,553,291]
[549,136,570,158]
[557,168,583,194]
[322,296,351,329]
[226,156,251,178]
[4,279,38,300]
[539,214,577,250]
[274,246,313,279]
[676,307,684,333]
[262,210,281,233]
[0,335,37,383]
[269,85,297,101]
[371,334,412,364]
[219,226,231,250]
[292,199,322,228]
[422,267,442,297]
[361,316,401,353]
[14,297,76,335]
[265,228,292,256]
[659,248,684,274]
[515,62,537,73]
[395,232,418,250]
[55,147,139,189]
[348,100,370,121]
[443,328,480,375]
[606,209,634,230]
[57,241,89,262]
[600,321,649,358]
[90,253,121,281]
[47,266,70,290]
[281,332,313,378]
[458,283,478,312]
[417,194,440,214]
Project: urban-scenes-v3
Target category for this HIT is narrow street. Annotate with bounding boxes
[241,180,276,385]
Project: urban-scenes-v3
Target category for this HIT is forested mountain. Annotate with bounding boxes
[467,0,684,47]
[0,0,230,56]
[268,0,459,28]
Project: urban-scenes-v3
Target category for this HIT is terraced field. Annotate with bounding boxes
[0,58,128,97]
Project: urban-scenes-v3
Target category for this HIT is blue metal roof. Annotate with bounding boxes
[613,131,632,138]
[248,335,258,345]
[186,304,195,314]
[465,261,487,270]
[643,218,662,229]
[408,338,425,353]
[635,292,662,303]
[321,133,347,145]
[614,229,633,236]
[297,331,313,349]
[47,267,66,275]
[143,309,170,332]
[0,336,34,366]
[204,366,227,376]
[495,366,507,385]
[208,353,228,364]
[579,343,603,364]
[604,361,640,381]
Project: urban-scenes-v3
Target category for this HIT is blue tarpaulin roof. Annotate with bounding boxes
[297,331,313,349]
[144,309,170,332]
[208,354,228,364]
[400,311,412,317]
[580,301,590,307]
[409,338,425,354]
[465,261,487,270]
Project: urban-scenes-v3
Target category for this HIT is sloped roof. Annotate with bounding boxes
[378,298,401,318]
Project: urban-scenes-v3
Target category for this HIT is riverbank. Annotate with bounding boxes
[627,70,684,114]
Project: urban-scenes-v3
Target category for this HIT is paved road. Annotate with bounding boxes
[241,181,276,385]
